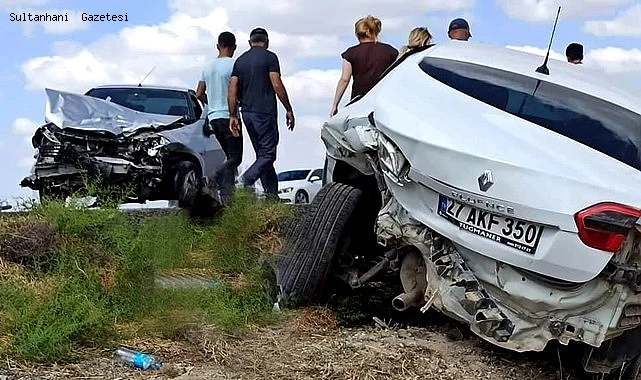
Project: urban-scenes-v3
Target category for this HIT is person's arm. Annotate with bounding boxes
[228,76,239,118]
[267,54,292,113]
[195,80,207,104]
[269,72,293,113]
[267,53,295,130]
[228,75,240,137]
[330,59,352,116]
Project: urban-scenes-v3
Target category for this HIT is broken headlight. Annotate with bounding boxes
[146,136,170,157]
[377,133,410,186]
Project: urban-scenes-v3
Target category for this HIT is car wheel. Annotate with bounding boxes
[276,182,363,307]
[294,190,309,204]
[173,161,200,208]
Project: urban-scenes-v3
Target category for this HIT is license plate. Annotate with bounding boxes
[438,195,544,254]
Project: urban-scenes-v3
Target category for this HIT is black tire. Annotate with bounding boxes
[294,190,309,204]
[276,182,363,307]
[172,161,200,208]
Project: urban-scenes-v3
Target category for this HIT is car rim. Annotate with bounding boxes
[182,170,198,200]
[296,192,307,204]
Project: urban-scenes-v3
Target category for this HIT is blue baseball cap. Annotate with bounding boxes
[448,18,471,36]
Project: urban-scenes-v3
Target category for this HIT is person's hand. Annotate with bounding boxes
[330,105,338,117]
[229,117,240,137]
[286,111,295,131]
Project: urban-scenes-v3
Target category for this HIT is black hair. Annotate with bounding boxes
[249,33,268,44]
[218,31,236,48]
[566,43,584,61]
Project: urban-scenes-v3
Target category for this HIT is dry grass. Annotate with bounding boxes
[288,307,341,337]
[0,216,55,266]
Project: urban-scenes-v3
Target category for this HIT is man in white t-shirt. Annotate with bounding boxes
[196,31,240,205]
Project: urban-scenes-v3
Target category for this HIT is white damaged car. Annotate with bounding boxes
[276,41,641,379]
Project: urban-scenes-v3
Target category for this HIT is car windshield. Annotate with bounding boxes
[85,88,191,117]
[420,57,641,171]
[278,170,310,181]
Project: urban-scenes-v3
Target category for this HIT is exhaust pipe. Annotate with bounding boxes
[392,250,427,312]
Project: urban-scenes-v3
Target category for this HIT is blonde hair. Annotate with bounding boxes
[399,27,432,56]
[355,15,382,41]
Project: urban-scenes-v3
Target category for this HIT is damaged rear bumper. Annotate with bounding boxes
[377,196,641,354]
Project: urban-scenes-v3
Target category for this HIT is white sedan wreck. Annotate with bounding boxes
[21,86,226,209]
[277,42,641,379]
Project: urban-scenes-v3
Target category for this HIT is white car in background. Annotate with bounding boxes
[277,169,323,204]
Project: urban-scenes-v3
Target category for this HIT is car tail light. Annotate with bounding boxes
[574,202,641,253]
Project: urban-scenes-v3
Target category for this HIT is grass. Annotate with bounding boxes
[0,190,289,364]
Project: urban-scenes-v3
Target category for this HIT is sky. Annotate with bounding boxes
[1,0,641,205]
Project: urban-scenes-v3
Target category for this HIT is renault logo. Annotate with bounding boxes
[478,170,494,192]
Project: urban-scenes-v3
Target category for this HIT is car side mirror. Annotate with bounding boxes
[309,176,321,183]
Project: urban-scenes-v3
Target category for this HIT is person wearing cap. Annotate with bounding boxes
[448,18,471,41]
[195,31,240,206]
[566,43,583,64]
[228,27,295,201]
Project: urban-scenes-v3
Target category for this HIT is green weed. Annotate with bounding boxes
[0,188,289,363]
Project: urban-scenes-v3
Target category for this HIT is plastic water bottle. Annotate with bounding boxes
[113,347,163,370]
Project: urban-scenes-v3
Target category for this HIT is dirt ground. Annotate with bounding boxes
[1,306,588,380]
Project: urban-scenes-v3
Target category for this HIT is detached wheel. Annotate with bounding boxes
[277,182,363,307]
[173,161,200,208]
[294,190,309,204]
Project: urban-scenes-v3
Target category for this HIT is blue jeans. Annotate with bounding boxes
[239,111,279,196]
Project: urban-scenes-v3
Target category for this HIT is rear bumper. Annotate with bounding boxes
[377,195,641,353]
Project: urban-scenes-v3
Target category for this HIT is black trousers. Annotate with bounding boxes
[210,118,243,203]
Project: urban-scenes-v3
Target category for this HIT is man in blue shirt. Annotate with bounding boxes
[228,27,295,200]
[196,31,240,205]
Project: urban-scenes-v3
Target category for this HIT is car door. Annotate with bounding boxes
[189,92,224,177]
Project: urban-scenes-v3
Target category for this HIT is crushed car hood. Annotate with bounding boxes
[44,88,184,136]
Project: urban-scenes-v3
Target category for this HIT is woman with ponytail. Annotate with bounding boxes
[330,15,398,116]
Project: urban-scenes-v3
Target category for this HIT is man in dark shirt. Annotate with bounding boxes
[228,27,295,200]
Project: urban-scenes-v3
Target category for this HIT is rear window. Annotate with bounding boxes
[419,57,641,171]
[86,88,191,117]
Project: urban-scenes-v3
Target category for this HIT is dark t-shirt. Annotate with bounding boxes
[341,42,398,100]
[231,46,280,115]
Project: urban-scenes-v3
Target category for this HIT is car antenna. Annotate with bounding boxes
[535,5,561,75]
[138,65,156,87]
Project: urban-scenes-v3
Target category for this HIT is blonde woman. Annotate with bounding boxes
[330,15,398,116]
[399,27,432,57]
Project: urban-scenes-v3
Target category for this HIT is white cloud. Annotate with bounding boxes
[11,117,38,137]
[584,4,641,37]
[506,45,566,62]
[495,0,632,22]
[169,0,474,35]
[587,47,641,74]
[17,9,88,36]
[506,44,641,76]
[20,7,345,94]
